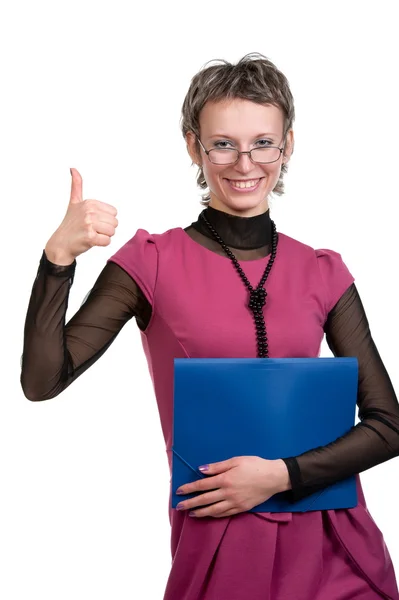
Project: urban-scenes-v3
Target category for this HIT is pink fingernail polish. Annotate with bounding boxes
[198,465,209,472]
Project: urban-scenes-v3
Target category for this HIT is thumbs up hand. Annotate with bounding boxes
[44,168,119,265]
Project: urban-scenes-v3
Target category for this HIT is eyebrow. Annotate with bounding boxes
[208,132,278,139]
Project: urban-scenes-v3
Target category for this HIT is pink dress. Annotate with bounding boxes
[109,226,399,600]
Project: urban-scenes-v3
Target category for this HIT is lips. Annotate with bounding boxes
[224,177,264,192]
[225,177,263,183]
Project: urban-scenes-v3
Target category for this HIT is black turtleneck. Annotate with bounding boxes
[183,206,274,262]
[191,206,273,250]
[20,208,399,503]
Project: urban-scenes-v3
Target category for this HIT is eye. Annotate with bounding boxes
[213,140,233,149]
[256,139,273,146]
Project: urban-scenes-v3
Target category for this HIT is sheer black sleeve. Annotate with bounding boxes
[282,283,399,502]
[20,251,151,401]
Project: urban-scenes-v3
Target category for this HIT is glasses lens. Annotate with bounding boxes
[208,149,239,165]
[208,148,281,164]
[251,147,281,164]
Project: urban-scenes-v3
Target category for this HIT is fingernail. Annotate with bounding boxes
[198,465,209,472]
[176,503,185,510]
[189,511,197,517]
[176,489,184,495]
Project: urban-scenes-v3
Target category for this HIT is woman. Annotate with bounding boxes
[21,53,399,599]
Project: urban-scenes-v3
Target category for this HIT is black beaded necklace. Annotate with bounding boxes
[199,211,278,359]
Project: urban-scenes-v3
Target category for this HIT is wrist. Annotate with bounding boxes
[44,239,75,266]
[273,459,292,493]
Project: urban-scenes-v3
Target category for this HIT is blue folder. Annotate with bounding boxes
[172,358,359,513]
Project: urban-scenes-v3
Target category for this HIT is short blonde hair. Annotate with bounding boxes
[180,52,295,205]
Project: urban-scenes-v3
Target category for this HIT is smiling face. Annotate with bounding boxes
[186,98,294,217]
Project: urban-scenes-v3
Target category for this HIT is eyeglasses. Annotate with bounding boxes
[196,137,285,165]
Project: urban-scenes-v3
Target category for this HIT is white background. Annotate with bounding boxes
[1,1,398,598]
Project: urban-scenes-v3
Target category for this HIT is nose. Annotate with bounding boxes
[233,151,256,174]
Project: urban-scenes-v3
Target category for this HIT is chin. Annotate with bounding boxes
[219,194,269,216]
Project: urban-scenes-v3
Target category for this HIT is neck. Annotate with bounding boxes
[190,204,273,250]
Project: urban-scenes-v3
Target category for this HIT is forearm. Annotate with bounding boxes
[282,417,399,502]
[21,251,76,401]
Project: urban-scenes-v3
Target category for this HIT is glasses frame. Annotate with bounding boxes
[196,136,285,166]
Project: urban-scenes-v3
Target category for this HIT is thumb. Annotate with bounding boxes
[69,167,83,204]
[198,459,235,475]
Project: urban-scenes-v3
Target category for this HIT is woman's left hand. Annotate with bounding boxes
[175,456,290,518]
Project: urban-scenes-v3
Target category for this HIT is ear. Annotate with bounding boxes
[186,131,202,166]
[282,129,295,165]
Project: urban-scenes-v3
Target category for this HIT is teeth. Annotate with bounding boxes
[229,179,259,189]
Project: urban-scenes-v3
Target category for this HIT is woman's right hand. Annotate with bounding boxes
[44,168,119,265]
